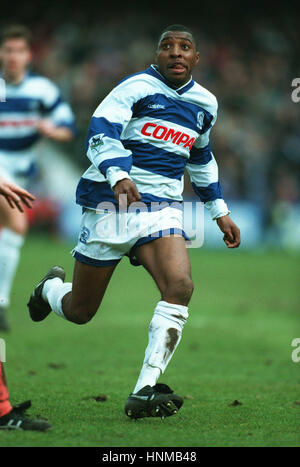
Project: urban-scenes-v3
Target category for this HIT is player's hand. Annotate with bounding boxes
[216,215,241,248]
[0,179,35,212]
[37,119,57,139]
[37,119,73,142]
[113,179,142,209]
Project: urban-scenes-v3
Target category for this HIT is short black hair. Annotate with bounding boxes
[160,24,194,37]
[0,25,32,47]
[158,24,197,47]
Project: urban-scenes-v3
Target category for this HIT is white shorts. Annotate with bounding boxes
[72,206,188,267]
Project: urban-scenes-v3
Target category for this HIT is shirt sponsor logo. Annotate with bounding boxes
[141,122,195,150]
[0,119,38,127]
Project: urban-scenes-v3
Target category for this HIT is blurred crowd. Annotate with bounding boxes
[3,8,300,243]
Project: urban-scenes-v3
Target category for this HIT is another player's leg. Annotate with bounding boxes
[0,197,27,331]
[0,362,12,419]
[27,259,117,324]
[125,235,193,419]
[0,362,51,431]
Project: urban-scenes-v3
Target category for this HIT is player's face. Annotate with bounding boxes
[0,38,32,81]
[156,31,199,87]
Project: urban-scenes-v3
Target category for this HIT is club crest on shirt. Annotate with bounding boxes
[90,134,104,153]
[197,111,205,130]
[79,226,90,244]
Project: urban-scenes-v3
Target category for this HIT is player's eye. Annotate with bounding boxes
[182,44,190,50]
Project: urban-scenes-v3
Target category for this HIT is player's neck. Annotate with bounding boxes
[153,64,191,89]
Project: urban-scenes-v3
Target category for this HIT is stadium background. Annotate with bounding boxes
[1,0,300,250]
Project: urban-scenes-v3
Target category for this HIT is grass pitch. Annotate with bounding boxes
[0,234,299,447]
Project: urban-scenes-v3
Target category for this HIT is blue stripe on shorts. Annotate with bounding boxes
[73,251,121,267]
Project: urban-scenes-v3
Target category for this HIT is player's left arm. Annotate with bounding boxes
[185,104,240,248]
[37,80,76,142]
[0,177,35,212]
[215,215,240,248]
[186,149,241,248]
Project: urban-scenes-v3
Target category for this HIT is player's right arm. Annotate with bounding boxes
[85,79,142,206]
[0,177,35,212]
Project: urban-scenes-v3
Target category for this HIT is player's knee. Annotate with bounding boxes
[164,276,194,305]
[14,224,27,236]
[8,217,28,236]
[178,276,194,302]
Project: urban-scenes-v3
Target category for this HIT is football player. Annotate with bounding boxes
[28,24,240,419]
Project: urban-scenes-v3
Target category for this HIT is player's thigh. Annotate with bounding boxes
[67,259,118,315]
[0,196,28,234]
[134,235,192,296]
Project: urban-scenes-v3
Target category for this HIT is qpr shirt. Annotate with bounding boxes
[76,65,229,219]
[0,71,76,178]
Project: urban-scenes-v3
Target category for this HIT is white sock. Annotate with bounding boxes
[133,300,189,393]
[0,228,24,308]
[42,278,72,319]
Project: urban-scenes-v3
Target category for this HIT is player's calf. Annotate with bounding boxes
[61,293,98,324]
[27,260,115,325]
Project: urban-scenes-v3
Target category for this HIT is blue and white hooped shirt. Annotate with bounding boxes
[0,71,76,177]
[76,65,229,219]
